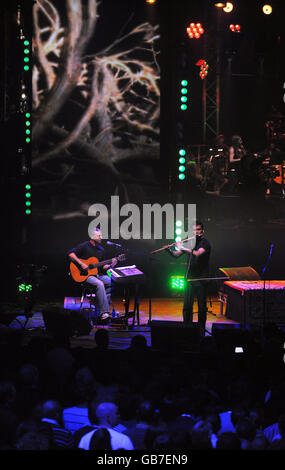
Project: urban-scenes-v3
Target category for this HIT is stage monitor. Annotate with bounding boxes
[42,307,92,337]
[151,320,201,352]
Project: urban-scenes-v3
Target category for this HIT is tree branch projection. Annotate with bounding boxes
[32,0,160,200]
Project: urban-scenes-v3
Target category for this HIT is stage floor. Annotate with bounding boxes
[1,297,239,350]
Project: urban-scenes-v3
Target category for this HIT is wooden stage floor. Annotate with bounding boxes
[110,296,237,325]
[4,297,239,350]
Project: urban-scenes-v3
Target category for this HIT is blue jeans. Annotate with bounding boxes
[85,274,112,315]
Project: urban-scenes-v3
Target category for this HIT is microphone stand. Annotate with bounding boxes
[261,244,274,327]
[126,249,159,327]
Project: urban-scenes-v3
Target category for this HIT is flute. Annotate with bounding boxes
[151,236,195,254]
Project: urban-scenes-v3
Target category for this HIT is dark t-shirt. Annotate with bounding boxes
[186,236,211,278]
[67,241,106,275]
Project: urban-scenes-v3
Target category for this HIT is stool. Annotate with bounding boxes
[80,284,100,323]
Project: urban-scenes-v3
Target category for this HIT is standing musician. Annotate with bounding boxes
[67,228,117,323]
[166,221,211,336]
[227,134,247,193]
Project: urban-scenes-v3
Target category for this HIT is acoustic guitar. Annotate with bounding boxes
[70,254,126,283]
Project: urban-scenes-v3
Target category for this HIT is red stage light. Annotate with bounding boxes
[187,22,205,39]
[196,59,209,80]
[229,24,241,32]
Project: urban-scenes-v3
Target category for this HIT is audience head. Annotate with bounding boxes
[249,408,263,430]
[235,417,256,442]
[190,420,212,449]
[0,380,16,407]
[216,432,241,450]
[144,427,171,450]
[231,407,247,428]
[90,402,120,428]
[137,400,156,424]
[14,432,49,450]
[41,400,62,421]
[94,329,109,349]
[152,433,172,450]
[74,367,96,402]
[206,413,221,435]
[251,435,268,450]
[18,364,39,388]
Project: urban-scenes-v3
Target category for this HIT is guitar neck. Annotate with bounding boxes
[90,258,114,268]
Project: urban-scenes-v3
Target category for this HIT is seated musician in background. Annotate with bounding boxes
[67,228,117,323]
[213,133,229,173]
[201,160,228,196]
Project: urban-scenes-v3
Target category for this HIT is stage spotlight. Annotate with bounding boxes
[196,59,209,80]
[179,79,189,112]
[223,2,234,13]
[178,147,187,180]
[146,0,156,4]
[25,184,32,215]
[229,24,241,32]
[170,276,185,290]
[175,220,184,242]
[215,2,226,8]
[262,4,272,15]
[187,23,205,39]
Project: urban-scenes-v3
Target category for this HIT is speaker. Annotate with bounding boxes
[151,320,201,351]
[0,312,17,327]
[0,327,23,345]
[42,307,92,337]
[211,322,250,353]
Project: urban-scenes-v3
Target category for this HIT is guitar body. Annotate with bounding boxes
[70,257,100,283]
[69,254,126,283]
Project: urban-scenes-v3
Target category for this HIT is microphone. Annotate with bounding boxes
[106,241,122,247]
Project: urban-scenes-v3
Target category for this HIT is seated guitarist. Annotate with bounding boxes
[67,228,117,323]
